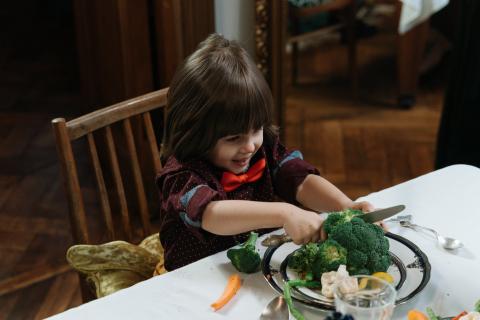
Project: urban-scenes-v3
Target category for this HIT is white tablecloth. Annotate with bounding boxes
[399,0,449,34]
[49,164,480,319]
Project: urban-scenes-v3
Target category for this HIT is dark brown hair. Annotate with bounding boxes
[161,33,278,163]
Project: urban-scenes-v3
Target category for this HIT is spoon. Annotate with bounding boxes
[259,296,288,320]
[399,220,463,250]
[261,233,292,247]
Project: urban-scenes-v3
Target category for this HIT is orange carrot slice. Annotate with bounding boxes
[407,310,429,320]
[452,311,468,320]
[211,274,242,311]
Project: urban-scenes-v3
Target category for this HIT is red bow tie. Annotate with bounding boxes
[220,158,266,192]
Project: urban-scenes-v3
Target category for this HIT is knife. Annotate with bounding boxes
[358,204,405,223]
[261,204,406,247]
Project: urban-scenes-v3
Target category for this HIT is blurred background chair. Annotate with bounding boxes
[287,0,359,96]
[51,88,168,301]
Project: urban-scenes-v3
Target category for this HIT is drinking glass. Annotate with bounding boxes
[333,275,397,320]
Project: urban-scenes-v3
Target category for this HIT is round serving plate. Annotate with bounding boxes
[261,232,431,311]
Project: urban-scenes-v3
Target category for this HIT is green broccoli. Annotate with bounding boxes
[327,216,391,275]
[227,232,260,273]
[322,208,363,234]
[311,239,347,279]
[287,242,320,275]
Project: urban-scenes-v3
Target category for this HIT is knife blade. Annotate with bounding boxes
[261,205,406,247]
[357,204,405,223]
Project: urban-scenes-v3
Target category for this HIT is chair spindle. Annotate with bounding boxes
[87,132,115,240]
[104,126,132,241]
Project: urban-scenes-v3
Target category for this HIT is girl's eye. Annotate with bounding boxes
[225,136,240,142]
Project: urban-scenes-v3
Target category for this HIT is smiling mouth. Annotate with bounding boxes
[233,158,250,167]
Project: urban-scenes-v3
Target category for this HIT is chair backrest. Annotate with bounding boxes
[52,88,168,245]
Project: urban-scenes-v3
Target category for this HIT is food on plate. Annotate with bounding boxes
[284,278,321,320]
[288,239,347,280]
[227,232,261,273]
[320,265,358,298]
[327,209,391,275]
[210,273,242,311]
[284,265,358,320]
[372,271,394,284]
[281,209,393,319]
[287,208,391,282]
[323,208,363,234]
[312,240,348,279]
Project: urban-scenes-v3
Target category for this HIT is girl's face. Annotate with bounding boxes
[209,128,263,174]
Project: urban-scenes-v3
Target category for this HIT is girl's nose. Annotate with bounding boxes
[241,139,256,153]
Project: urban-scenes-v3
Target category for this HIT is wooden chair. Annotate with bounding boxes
[51,88,167,301]
[288,0,358,95]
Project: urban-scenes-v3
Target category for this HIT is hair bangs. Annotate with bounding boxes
[208,66,273,139]
[162,34,278,163]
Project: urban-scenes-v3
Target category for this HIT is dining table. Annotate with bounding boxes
[48,164,480,319]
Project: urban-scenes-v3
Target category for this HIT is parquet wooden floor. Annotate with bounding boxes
[0,5,447,318]
[284,32,445,199]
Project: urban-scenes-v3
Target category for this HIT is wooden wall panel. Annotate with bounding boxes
[74,0,214,106]
[178,0,215,57]
[73,0,154,108]
[151,0,183,87]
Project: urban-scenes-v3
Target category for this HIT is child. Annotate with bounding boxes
[156,34,373,271]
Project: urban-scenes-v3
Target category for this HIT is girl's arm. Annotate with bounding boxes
[202,200,325,244]
[295,174,373,212]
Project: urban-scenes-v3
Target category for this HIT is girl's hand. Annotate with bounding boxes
[282,205,326,245]
[348,201,388,231]
[348,201,375,213]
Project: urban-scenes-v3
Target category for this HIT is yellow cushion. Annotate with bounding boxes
[66,234,166,298]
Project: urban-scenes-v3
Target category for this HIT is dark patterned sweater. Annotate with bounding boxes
[156,138,319,271]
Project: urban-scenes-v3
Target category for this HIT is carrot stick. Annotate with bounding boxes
[452,311,467,320]
[407,310,429,320]
[211,274,242,311]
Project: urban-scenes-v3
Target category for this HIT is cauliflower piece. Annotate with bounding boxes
[321,271,337,286]
[336,265,349,280]
[320,265,359,298]
[322,284,335,298]
[337,277,359,294]
[321,271,337,298]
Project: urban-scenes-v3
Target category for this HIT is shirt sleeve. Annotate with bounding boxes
[269,139,320,204]
[160,170,224,239]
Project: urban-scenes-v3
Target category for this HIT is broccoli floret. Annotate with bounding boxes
[227,232,260,273]
[288,242,320,273]
[327,214,391,275]
[322,209,363,234]
[347,249,368,269]
[311,239,347,279]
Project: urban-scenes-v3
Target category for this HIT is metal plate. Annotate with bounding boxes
[261,232,431,311]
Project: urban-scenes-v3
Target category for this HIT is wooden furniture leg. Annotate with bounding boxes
[397,20,430,108]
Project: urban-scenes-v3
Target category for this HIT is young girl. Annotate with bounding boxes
[157,34,373,271]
